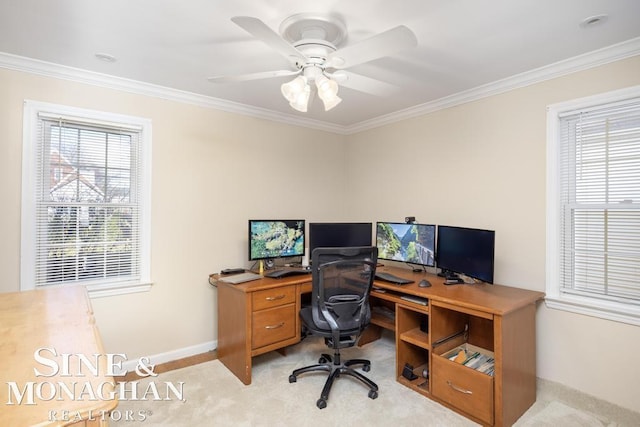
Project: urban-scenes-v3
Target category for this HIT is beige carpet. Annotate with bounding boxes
[516,401,616,427]
[112,333,626,426]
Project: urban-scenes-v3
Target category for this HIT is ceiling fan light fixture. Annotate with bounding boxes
[214,15,420,115]
[289,84,311,112]
[316,75,338,97]
[320,94,342,111]
[316,75,341,111]
[281,75,308,103]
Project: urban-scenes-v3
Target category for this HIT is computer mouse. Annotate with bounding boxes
[418,279,431,287]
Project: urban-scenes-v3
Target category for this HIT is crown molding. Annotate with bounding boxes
[344,36,640,134]
[0,52,348,135]
[2,36,639,136]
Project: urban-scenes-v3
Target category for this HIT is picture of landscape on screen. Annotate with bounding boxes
[250,220,305,260]
[376,222,435,266]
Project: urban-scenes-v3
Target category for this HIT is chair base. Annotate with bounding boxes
[289,353,379,409]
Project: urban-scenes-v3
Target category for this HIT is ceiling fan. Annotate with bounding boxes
[208,14,418,112]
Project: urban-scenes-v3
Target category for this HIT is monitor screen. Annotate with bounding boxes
[436,225,495,283]
[248,220,305,261]
[308,222,372,255]
[376,222,436,267]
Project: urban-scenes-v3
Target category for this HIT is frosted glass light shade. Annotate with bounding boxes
[316,75,341,111]
[281,76,308,103]
[320,94,342,111]
[289,84,311,112]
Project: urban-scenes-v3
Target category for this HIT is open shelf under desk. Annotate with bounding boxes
[371,288,429,310]
[367,287,430,345]
[400,327,430,349]
[398,370,430,397]
[370,313,395,330]
[371,287,406,303]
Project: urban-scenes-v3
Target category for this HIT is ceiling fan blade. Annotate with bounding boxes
[208,69,300,83]
[330,71,399,97]
[231,16,307,65]
[326,25,417,69]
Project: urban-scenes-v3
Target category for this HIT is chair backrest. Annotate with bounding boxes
[310,246,378,338]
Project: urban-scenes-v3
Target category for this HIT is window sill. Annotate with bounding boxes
[86,281,153,298]
[545,294,640,327]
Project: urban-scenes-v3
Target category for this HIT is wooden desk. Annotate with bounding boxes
[214,266,544,427]
[367,266,544,427]
[0,286,118,426]
[213,273,312,385]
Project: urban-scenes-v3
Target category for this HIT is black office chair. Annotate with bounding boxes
[289,246,379,409]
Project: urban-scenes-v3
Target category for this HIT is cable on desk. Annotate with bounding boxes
[408,263,428,273]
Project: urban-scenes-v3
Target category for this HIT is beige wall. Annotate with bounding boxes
[2,54,640,413]
[0,67,346,361]
[345,55,640,412]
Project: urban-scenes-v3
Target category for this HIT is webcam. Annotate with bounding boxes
[405,216,416,224]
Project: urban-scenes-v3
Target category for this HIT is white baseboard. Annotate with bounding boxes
[121,340,217,374]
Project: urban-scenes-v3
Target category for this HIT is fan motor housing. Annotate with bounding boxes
[280,13,347,47]
[293,39,336,65]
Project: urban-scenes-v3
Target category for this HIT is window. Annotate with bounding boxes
[546,85,640,325]
[21,101,152,297]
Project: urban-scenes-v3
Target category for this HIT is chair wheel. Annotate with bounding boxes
[362,364,371,372]
[316,398,327,409]
[288,374,297,383]
[318,356,328,363]
[368,390,378,399]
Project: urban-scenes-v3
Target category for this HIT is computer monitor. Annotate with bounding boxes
[308,222,372,255]
[376,222,436,267]
[248,219,305,261]
[436,225,495,283]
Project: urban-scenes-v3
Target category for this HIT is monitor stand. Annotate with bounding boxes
[437,269,456,278]
[439,269,464,284]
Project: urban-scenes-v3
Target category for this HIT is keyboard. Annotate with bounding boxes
[265,269,311,279]
[374,271,414,285]
[221,272,263,284]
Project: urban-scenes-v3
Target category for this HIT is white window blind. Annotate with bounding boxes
[557,95,640,308]
[22,101,152,296]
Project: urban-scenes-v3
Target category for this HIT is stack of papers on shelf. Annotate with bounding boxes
[444,344,495,376]
[476,359,495,376]
[461,352,494,373]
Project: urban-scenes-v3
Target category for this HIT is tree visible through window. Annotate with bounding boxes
[22,101,151,296]
[43,123,137,284]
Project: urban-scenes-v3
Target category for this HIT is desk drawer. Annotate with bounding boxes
[252,286,296,311]
[252,304,297,349]
[432,355,494,425]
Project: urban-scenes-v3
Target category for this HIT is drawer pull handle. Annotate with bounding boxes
[265,322,285,330]
[447,380,473,395]
[265,295,286,301]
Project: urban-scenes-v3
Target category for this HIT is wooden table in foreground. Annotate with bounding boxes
[0,286,118,426]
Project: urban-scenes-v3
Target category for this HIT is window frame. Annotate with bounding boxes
[546,85,640,326]
[21,100,152,298]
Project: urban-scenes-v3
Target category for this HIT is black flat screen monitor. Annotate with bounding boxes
[436,225,495,283]
[248,219,305,261]
[308,222,372,255]
[376,222,436,267]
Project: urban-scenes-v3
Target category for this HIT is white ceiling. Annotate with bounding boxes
[1,0,639,133]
